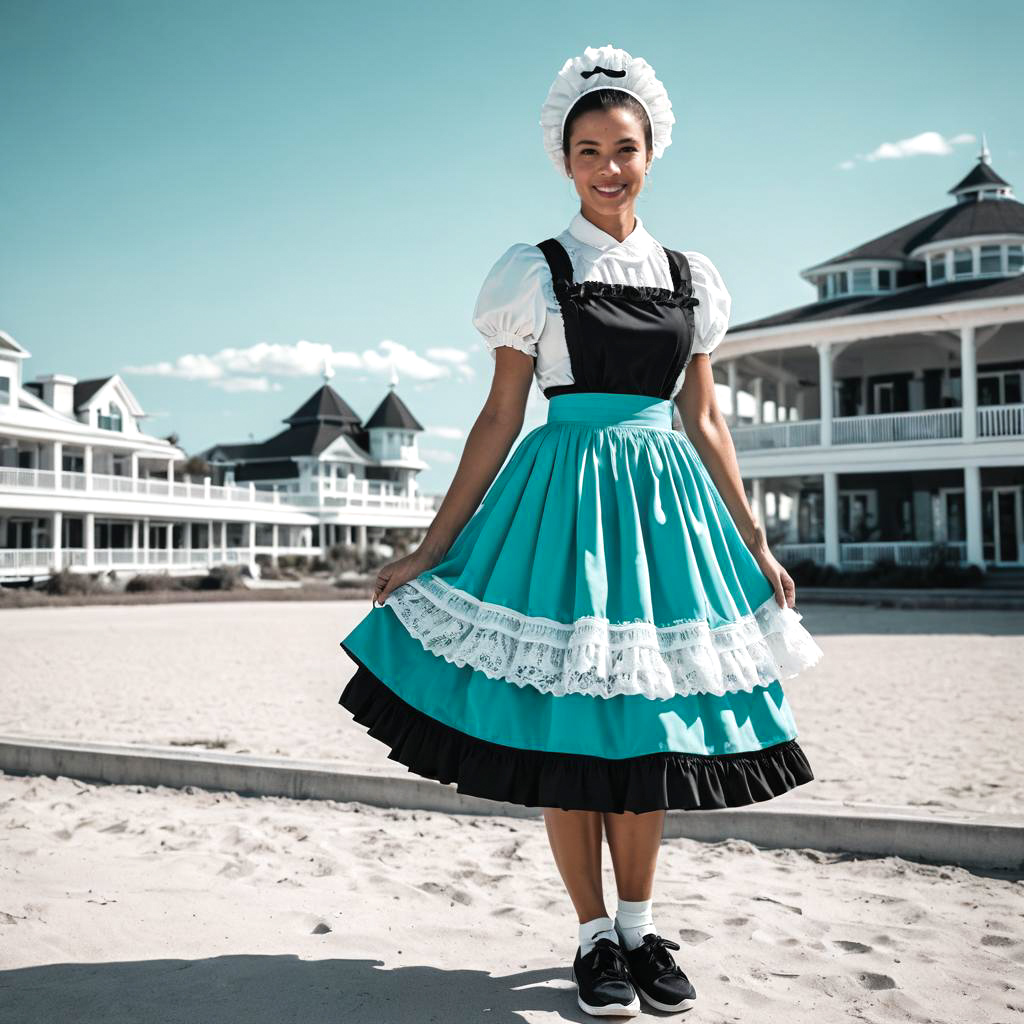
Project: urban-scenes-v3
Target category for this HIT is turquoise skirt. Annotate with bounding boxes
[339,391,823,812]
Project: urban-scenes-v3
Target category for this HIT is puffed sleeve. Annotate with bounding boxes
[472,243,550,361]
[682,251,732,365]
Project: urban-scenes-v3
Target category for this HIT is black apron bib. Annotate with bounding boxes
[535,237,700,401]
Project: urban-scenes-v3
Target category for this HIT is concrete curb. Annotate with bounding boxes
[1,735,1021,872]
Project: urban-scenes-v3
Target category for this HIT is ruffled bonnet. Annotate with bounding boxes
[540,44,675,179]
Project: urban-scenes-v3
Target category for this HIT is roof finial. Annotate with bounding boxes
[322,348,334,382]
[980,133,991,165]
[388,359,398,391]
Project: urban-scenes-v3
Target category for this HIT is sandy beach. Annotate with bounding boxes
[2,599,1022,816]
[1,770,1021,1024]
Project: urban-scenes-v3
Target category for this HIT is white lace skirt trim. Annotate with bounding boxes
[383,573,824,700]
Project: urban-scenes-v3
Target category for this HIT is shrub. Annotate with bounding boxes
[125,573,188,593]
[43,568,103,595]
[198,564,244,590]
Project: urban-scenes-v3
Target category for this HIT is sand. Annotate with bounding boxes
[2,599,1022,816]
[1,771,1021,1024]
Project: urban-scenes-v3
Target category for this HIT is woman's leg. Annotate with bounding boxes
[542,808,606,922]
[602,809,665,900]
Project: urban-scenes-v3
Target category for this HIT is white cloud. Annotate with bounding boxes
[838,130,976,170]
[425,425,465,441]
[123,337,463,391]
[419,446,457,464]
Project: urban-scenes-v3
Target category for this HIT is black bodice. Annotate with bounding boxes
[536,237,700,402]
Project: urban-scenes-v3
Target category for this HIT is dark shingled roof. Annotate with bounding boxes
[807,197,1024,269]
[364,389,424,431]
[232,459,300,482]
[949,160,1011,194]
[284,385,361,426]
[729,272,1024,334]
[73,376,112,410]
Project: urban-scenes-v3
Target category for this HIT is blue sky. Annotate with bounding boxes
[2,0,1020,490]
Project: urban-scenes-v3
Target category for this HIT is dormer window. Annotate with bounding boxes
[0,376,9,405]
[953,248,973,279]
[1009,245,1023,273]
[929,253,947,283]
[98,401,123,431]
[979,245,1002,275]
[851,268,872,293]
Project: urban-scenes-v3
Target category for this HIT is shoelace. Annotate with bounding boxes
[587,938,632,984]
[636,933,688,977]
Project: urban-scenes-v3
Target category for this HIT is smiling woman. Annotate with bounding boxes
[336,43,823,1019]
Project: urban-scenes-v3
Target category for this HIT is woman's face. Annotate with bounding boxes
[563,105,651,215]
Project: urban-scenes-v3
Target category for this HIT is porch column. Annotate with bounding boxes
[727,361,739,427]
[751,477,765,535]
[131,519,139,567]
[84,444,94,492]
[356,524,368,553]
[817,343,833,447]
[751,377,764,425]
[964,463,984,569]
[777,380,788,422]
[272,522,279,564]
[85,512,95,569]
[52,511,63,570]
[165,520,173,565]
[248,520,256,558]
[207,519,214,565]
[52,441,63,490]
[318,521,327,554]
[130,452,139,488]
[142,516,150,565]
[823,470,840,567]
[166,458,175,484]
[960,324,977,443]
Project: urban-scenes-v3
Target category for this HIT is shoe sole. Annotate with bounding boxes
[571,964,641,1018]
[637,986,696,1013]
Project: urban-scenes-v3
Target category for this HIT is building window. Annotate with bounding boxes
[978,371,1024,406]
[98,401,123,431]
[953,248,973,278]
[851,268,873,292]
[834,271,848,295]
[1008,245,1024,273]
[0,376,9,405]
[979,245,1002,275]
[817,279,828,300]
[929,253,947,283]
[877,269,892,289]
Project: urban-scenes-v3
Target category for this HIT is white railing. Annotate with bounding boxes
[0,467,435,514]
[833,408,962,445]
[840,541,967,566]
[0,548,56,570]
[978,402,1024,438]
[775,543,826,564]
[732,420,821,451]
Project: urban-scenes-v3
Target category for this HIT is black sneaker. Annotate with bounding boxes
[618,931,696,1013]
[571,937,640,1017]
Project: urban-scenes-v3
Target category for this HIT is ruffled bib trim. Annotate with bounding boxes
[554,277,700,310]
[383,573,824,700]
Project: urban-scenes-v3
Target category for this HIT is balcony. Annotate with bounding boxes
[731,403,1024,452]
[0,468,435,513]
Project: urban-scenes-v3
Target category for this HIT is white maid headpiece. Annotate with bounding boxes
[539,44,675,179]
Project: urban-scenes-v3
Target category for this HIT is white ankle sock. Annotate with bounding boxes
[615,897,656,950]
[579,914,619,956]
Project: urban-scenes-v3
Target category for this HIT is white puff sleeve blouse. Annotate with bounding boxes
[471,243,550,361]
[684,251,732,366]
[472,214,732,396]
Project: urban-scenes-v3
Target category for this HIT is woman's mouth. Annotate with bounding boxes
[593,183,627,198]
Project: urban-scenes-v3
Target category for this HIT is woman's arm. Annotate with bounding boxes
[674,354,796,609]
[373,347,535,604]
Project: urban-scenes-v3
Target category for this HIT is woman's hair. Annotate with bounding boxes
[561,88,653,157]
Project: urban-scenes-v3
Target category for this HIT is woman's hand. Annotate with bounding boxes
[746,536,796,610]
[371,547,441,607]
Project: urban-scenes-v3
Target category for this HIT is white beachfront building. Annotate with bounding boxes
[0,333,435,582]
[721,142,1024,574]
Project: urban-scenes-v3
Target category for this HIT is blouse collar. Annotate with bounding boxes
[567,210,654,259]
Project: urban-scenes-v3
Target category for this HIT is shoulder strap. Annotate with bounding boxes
[661,246,693,294]
[535,238,574,289]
